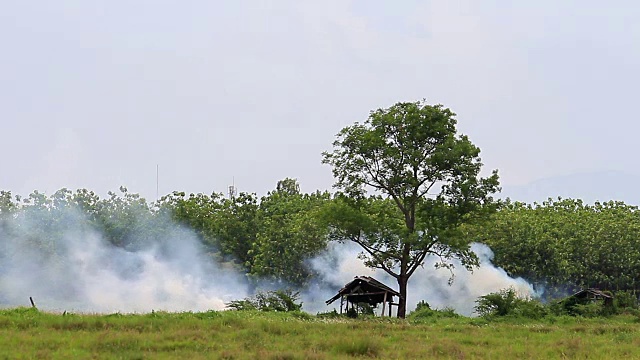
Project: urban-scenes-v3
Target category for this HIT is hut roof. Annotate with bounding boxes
[568,288,613,299]
[325,276,400,305]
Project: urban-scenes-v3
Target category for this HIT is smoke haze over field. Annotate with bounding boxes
[0,207,533,316]
[0,208,249,313]
[305,242,535,316]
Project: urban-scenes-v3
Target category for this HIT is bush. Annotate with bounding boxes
[475,288,546,319]
[614,291,639,312]
[510,298,549,319]
[572,302,604,318]
[226,289,302,312]
[415,300,430,311]
[409,306,460,321]
[475,288,521,317]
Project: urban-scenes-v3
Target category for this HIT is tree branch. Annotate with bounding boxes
[406,238,438,277]
[351,234,399,278]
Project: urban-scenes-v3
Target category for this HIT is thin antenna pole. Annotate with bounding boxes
[228,177,237,199]
[156,164,159,201]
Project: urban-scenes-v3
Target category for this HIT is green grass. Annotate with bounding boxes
[1,307,640,359]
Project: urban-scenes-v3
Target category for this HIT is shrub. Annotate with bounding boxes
[409,306,460,321]
[614,291,639,312]
[475,288,546,318]
[510,298,549,319]
[415,300,430,311]
[475,288,521,317]
[572,302,604,318]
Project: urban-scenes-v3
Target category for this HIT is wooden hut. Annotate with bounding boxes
[326,276,401,316]
[557,288,615,315]
[565,288,614,307]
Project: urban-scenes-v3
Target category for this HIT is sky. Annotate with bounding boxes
[2,1,639,202]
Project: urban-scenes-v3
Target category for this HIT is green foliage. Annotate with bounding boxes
[465,198,640,295]
[1,179,331,295]
[226,289,302,312]
[409,300,462,322]
[0,190,18,217]
[415,300,431,311]
[157,191,226,247]
[157,178,330,285]
[614,291,639,311]
[475,288,520,317]
[409,306,460,321]
[157,190,258,268]
[551,292,617,318]
[572,303,605,318]
[249,178,330,285]
[475,288,547,319]
[322,100,499,317]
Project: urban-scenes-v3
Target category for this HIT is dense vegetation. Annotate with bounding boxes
[464,198,640,297]
[3,187,639,309]
[0,180,330,287]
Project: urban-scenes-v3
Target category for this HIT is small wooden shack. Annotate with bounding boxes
[565,288,614,307]
[557,288,615,315]
[326,276,401,316]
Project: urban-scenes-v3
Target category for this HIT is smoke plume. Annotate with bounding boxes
[303,242,535,316]
[0,207,249,313]
[0,206,534,316]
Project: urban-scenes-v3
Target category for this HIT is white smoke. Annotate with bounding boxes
[0,209,249,313]
[0,206,534,316]
[302,242,535,316]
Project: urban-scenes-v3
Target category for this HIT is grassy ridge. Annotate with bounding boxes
[1,307,639,359]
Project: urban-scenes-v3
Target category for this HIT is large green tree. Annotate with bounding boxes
[249,178,330,285]
[322,100,499,318]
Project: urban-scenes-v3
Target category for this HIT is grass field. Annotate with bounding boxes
[1,307,639,359]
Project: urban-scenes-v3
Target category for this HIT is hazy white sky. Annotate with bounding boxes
[1,1,639,201]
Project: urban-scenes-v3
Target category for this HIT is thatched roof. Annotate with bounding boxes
[326,276,400,306]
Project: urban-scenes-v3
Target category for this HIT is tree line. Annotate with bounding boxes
[3,185,639,306]
[1,100,638,317]
[464,198,640,298]
[0,180,330,287]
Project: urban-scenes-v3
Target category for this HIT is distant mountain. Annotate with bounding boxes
[499,171,640,206]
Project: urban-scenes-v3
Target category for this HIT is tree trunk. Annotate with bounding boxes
[397,275,408,318]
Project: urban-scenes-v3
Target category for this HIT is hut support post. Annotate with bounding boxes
[381,291,388,317]
[340,296,344,314]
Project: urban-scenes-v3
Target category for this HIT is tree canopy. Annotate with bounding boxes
[465,198,640,297]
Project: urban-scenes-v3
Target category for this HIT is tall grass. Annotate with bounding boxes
[1,307,639,359]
